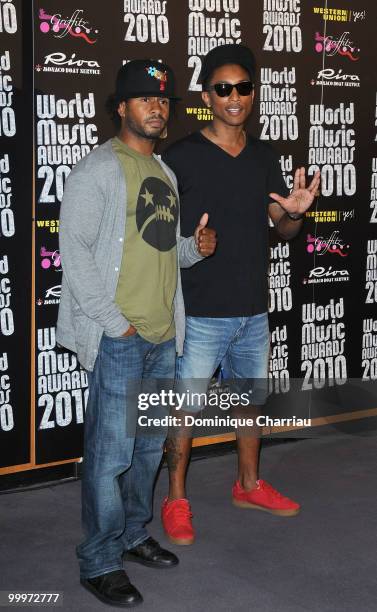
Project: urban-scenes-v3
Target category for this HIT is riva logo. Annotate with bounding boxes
[311,68,360,87]
[45,285,61,298]
[303,265,350,284]
[36,285,61,307]
[35,52,101,75]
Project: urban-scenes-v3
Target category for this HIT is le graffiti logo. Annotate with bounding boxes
[38,8,99,44]
[314,31,360,61]
[40,247,62,271]
[306,231,350,257]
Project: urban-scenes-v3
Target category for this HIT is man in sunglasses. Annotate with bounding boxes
[161,44,320,545]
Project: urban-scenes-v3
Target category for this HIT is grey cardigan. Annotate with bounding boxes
[56,139,202,371]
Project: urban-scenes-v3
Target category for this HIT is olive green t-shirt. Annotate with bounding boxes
[113,137,178,343]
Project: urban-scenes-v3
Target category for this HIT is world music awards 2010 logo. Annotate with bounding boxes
[38,8,99,44]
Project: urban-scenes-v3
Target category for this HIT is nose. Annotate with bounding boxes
[149,97,163,113]
[229,85,241,102]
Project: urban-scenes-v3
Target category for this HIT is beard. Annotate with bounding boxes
[125,114,167,140]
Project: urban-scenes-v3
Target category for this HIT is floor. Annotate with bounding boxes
[1,434,376,611]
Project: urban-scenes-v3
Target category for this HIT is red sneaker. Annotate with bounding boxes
[161,497,195,545]
[232,479,300,516]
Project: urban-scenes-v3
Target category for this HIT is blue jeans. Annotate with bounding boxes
[175,314,270,411]
[77,333,175,579]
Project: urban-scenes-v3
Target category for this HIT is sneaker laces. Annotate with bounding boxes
[257,480,287,500]
[168,499,193,521]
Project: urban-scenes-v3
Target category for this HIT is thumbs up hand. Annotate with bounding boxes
[194,213,217,257]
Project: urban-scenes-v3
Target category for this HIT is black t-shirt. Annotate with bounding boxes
[162,131,289,317]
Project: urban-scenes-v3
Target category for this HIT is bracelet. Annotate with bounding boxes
[287,212,304,221]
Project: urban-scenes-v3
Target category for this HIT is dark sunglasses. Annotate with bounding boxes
[206,81,254,97]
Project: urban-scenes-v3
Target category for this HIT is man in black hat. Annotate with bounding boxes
[57,59,216,606]
[161,44,320,545]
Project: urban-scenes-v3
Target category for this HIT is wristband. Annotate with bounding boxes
[287,212,304,221]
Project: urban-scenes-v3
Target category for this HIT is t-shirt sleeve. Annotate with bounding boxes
[266,147,290,200]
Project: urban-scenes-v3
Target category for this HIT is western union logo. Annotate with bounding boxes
[186,107,213,121]
[37,220,60,233]
[312,7,350,21]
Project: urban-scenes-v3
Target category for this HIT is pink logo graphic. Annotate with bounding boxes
[306,232,350,257]
[315,32,360,61]
[40,247,62,270]
[38,8,98,44]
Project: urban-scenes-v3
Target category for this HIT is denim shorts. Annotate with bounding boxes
[175,313,270,412]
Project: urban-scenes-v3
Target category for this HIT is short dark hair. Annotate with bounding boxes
[202,64,254,92]
[105,93,128,130]
[200,44,256,91]
[202,75,211,92]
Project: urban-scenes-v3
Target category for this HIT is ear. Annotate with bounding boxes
[201,90,211,108]
[117,101,126,119]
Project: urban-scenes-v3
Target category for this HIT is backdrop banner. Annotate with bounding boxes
[1,0,376,471]
[0,0,33,469]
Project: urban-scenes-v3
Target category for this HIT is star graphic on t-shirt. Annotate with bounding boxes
[141,187,154,207]
[166,192,177,208]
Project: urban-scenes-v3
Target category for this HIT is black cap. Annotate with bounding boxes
[115,59,180,100]
[200,44,256,88]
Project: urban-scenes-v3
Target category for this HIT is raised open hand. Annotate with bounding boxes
[269,167,321,217]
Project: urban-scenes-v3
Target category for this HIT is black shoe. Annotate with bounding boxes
[80,569,142,607]
[124,536,179,569]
